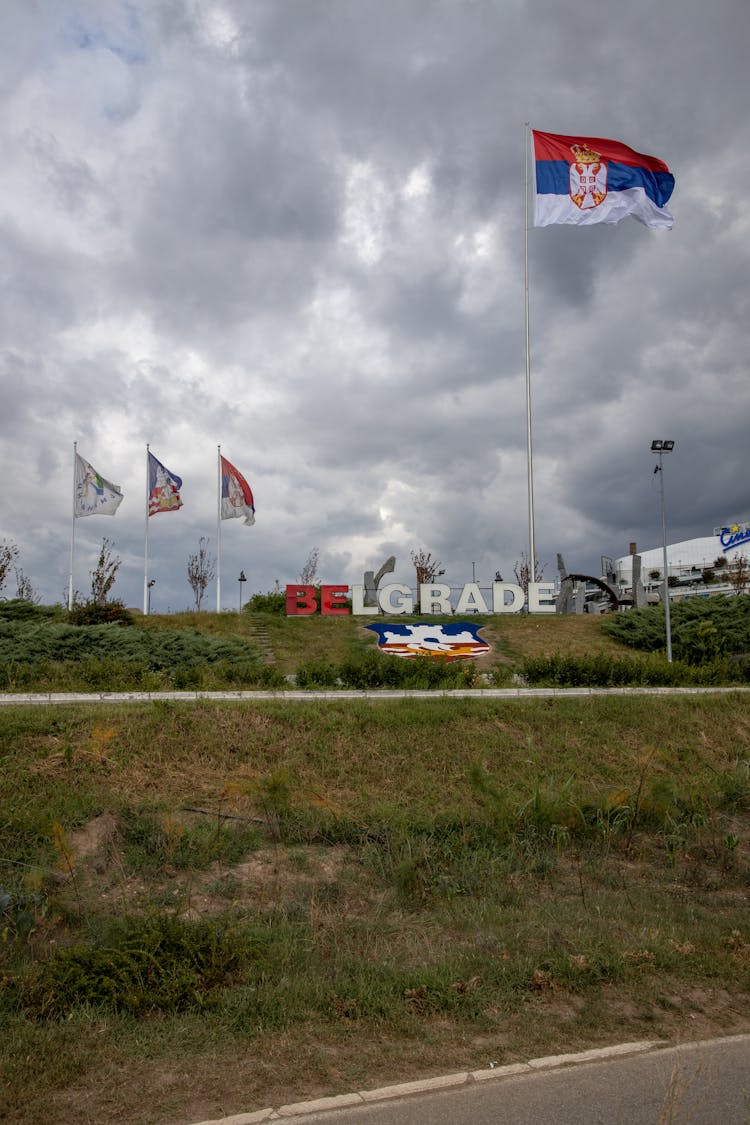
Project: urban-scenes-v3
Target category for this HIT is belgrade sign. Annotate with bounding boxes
[286,581,557,616]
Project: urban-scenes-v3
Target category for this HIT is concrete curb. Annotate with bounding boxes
[1,687,749,706]
[187,1039,663,1123]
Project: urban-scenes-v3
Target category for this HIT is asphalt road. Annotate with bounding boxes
[253,1035,750,1125]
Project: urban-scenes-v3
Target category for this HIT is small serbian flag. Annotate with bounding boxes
[220,455,255,526]
[533,131,675,229]
[148,451,183,516]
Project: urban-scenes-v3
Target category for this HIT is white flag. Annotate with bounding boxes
[74,453,124,517]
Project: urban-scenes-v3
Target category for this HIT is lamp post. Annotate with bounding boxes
[238,570,247,613]
[146,578,156,616]
[651,439,675,662]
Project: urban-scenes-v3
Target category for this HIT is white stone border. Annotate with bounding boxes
[0,686,749,706]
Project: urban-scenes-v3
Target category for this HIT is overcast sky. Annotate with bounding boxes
[1,0,748,611]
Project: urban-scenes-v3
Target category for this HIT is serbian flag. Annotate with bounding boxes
[148,451,183,516]
[533,131,675,229]
[220,455,255,525]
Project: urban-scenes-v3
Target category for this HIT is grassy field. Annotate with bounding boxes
[2,678,750,1123]
[137,607,629,672]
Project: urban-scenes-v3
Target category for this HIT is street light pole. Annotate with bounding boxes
[651,440,675,663]
[238,570,247,614]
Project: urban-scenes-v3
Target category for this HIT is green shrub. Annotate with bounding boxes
[520,653,701,687]
[295,661,340,687]
[602,597,750,664]
[0,886,46,943]
[0,600,63,622]
[67,600,134,626]
[293,652,478,690]
[0,614,287,691]
[214,660,286,688]
[172,663,205,689]
[245,591,286,615]
[24,915,252,1016]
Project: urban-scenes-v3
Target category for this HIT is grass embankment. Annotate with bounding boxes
[2,694,749,1124]
[5,596,750,691]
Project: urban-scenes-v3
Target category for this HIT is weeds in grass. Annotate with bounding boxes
[122,812,259,875]
[50,823,82,920]
[0,885,46,943]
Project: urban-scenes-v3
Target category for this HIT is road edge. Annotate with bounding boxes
[187,1037,668,1123]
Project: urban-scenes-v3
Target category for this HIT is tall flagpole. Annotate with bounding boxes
[524,122,537,583]
[68,441,77,611]
[216,445,222,613]
[144,444,150,615]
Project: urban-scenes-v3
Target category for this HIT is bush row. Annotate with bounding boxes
[0,656,286,692]
[295,650,479,689]
[521,652,750,687]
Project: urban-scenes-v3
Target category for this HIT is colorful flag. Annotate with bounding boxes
[220,455,255,525]
[74,453,123,517]
[148,451,183,516]
[532,131,675,229]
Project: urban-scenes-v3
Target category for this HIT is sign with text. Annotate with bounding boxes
[286,581,556,616]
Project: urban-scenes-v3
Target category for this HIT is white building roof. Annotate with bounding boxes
[615,529,750,582]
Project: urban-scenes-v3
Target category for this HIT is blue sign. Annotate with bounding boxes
[719,524,750,553]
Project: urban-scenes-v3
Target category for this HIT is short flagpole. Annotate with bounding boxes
[216,445,222,613]
[68,441,77,611]
[143,444,150,615]
[524,122,537,584]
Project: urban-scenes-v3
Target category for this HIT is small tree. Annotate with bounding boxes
[90,538,121,606]
[513,552,545,595]
[0,538,20,593]
[728,554,750,596]
[299,547,320,585]
[411,549,444,589]
[187,537,216,611]
[14,567,38,603]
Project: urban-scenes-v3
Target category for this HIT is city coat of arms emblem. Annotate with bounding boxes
[365,622,489,660]
[569,142,607,210]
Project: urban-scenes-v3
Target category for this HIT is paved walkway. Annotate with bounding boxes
[0,686,748,706]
